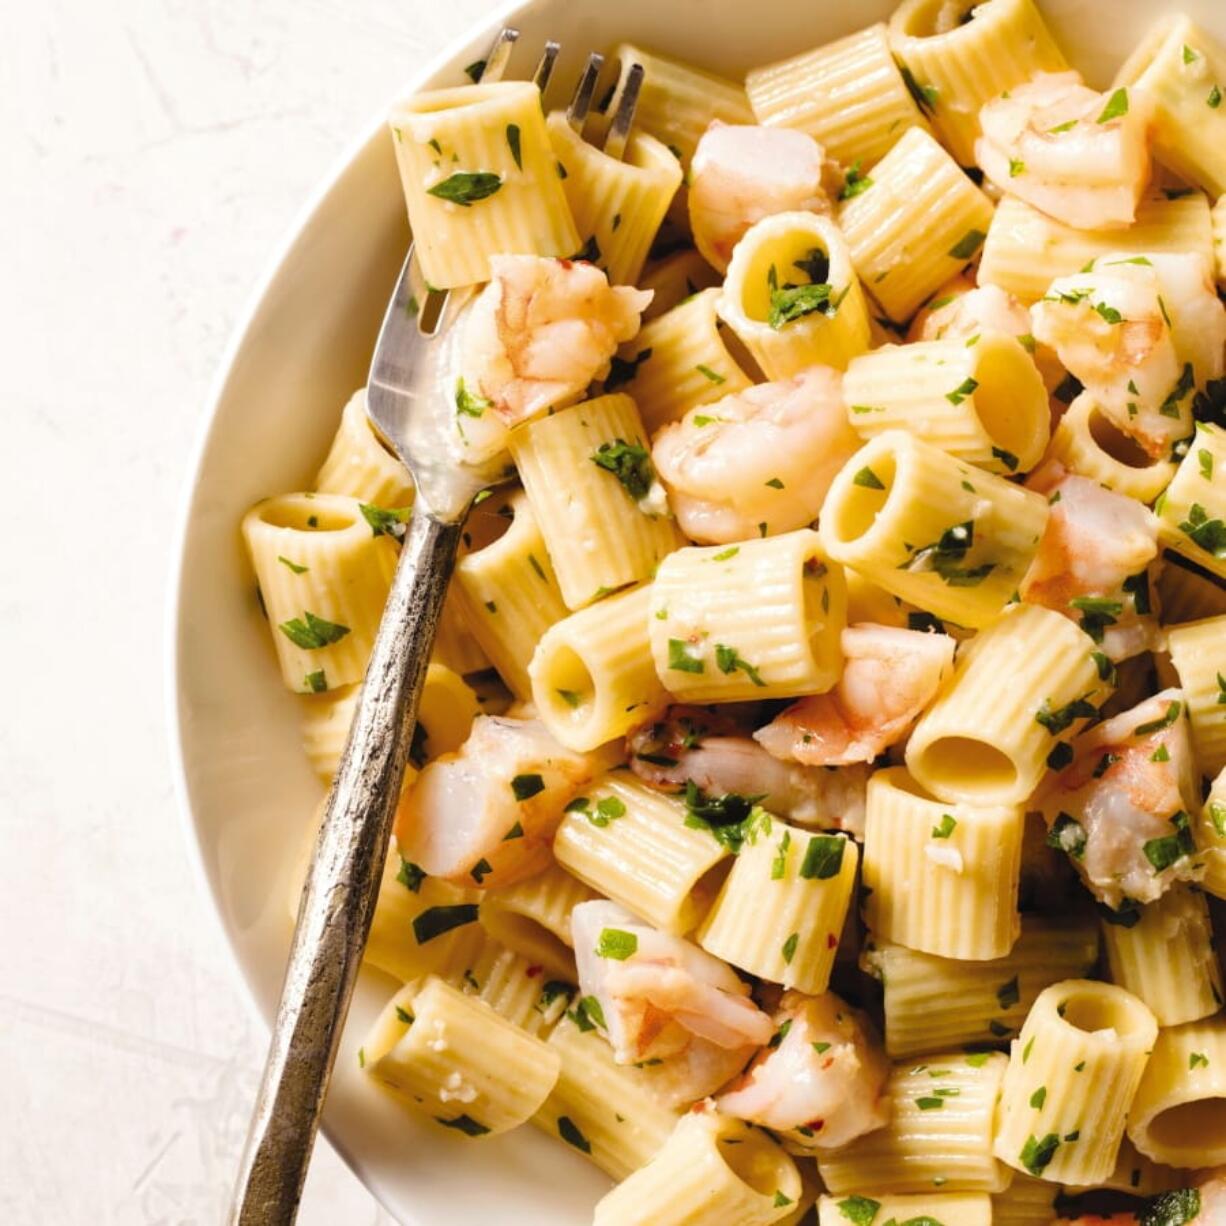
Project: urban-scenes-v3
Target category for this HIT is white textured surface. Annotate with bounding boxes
[0,2,496,1222]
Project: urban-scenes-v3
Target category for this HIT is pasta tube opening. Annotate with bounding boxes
[254,496,357,533]
[1056,982,1154,1038]
[913,735,1017,796]
[1147,1097,1226,1149]
[823,449,896,546]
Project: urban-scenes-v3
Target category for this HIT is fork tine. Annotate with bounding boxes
[602,62,644,161]
[565,52,605,134]
[477,27,519,84]
[533,40,561,94]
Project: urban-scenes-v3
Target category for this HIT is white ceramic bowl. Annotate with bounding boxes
[169,0,1222,1220]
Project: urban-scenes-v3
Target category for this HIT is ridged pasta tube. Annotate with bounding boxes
[314,390,413,506]
[862,767,1023,960]
[300,662,478,781]
[1168,615,1226,779]
[1114,16,1226,198]
[1047,392,1177,505]
[1195,768,1226,900]
[698,817,857,994]
[862,913,1100,1057]
[990,1173,1058,1226]
[746,23,933,167]
[837,127,995,322]
[1157,423,1226,581]
[818,430,1049,630]
[1102,885,1223,1027]
[510,394,680,609]
[430,591,490,676]
[529,585,668,753]
[980,193,1214,302]
[546,114,681,287]
[887,0,1068,166]
[650,531,847,703]
[906,603,1109,806]
[593,1109,802,1226]
[818,1193,991,1226]
[637,249,722,322]
[1127,1013,1226,1168]
[477,863,596,983]
[532,1013,681,1180]
[242,492,398,693]
[1214,193,1226,287]
[817,1052,1010,1194]
[451,491,569,700]
[994,980,1157,1185]
[389,82,579,288]
[612,288,755,436]
[843,334,1049,474]
[1065,1134,1188,1197]
[360,975,561,1136]
[552,773,731,935]
[717,212,871,378]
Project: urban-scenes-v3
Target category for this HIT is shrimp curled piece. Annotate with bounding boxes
[754,624,956,767]
[652,366,860,544]
[688,122,833,273]
[975,72,1152,230]
[456,254,651,461]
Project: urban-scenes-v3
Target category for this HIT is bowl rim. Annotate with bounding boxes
[163,0,529,1215]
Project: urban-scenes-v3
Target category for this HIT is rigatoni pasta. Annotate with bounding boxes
[1167,615,1226,778]
[315,389,414,507]
[818,1193,992,1226]
[1158,424,1226,582]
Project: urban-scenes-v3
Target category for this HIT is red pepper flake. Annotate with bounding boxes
[821,1058,834,1070]
[826,932,838,949]
[805,1118,825,1132]
[525,964,543,978]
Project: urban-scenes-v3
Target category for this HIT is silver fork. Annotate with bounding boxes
[229,29,644,1225]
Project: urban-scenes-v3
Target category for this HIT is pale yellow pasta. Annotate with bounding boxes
[887,0,1068,166]
[242,492,398,693]
[818,1193,991,1226]
[1196,768,1226,900]
[478,862,596,983]
[1102,885,1223,1027]
[838,127,995,322]
[862,767,1023,960]
[979,192,1214,302]
[698,817,857,994]
[509,394,679,609]
[649,531,846,703]
[844,569,910,628]
[615,288,756,435]
[1159,560,1226,624]
[906,603,1107,806]
[607,44,753,168]
[863,916,1099,1057]
[433,935,571,1038]
[593,1110,801,1226]
[817,1053,1010,1194]
[529,585,668,753]
[746,22,933,167]
[547,113,682,287]
[637,249,722,322]
[1128,1012,1226,1168]
[990,1174,1058,1226]
[1047,391,1177,505]
[994,980,1157,1185]
[314,390,414,507]
[389,82,579,288]
[1158,423,1226,582]
[533,1013,681,1181]
[552,773,730,935]
[1066,1135,1188,1197]
[818,430,1049,629]
[843,334,1049,474]
[716,212,871,378]
[1214,193,1226,286]
[1168,615,1226,778]
[360,975,561,1136]
[451,491,569,699]
[1115,16,1226,198]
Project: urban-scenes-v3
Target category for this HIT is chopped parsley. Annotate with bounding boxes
[1211,85,1223,109]
[1097,88,1129,123]
[781,931,799,963]
[997,976,1020,1009]
[427,171,502,206]
[1047,813,1087,860]
[1046,742,1074,771]
[436,1113,490,1135]
[279,611,351,650]
[1009,157,1025,177]
[948,230,986,261]
[396,857,426,892]
[591,438,655,502]
[904,520,994,586]
[412,903,479,944]
[800,834,846,879]
[605,348,652,390]
[359,502,412,537]
[696,363,725,384]
[278,555,308,574]
[1068,595,1123,643]
[667,638,705,674]
[511,773,545,801]
[1035,693,1097,735]
[836,1196,881,1226]
[1142,810,1195,871]
[839,160,874,200]
[715,644,765,687]
[568,995,605,1031]
[1020,1132,1060,1175]
[683,783,767,852]
[1141,1189,1201,1226]
[596,927,638,960]
[770,830,791,879]
[1179,503,1226,558]
[768,280,837,329]
[853,465,886,490]
[899,62,938,115]
[992,446,1019,471]
[557,1116,591,1152]
[946,376,979,405]
[1030,1086,1047,1108]
[931,814,957,839]
[505,123,522,169]
[1200,448,1215,480]
[1135,700,1182,735]
[455,377,491,418]
[304,669,327,693]
[470,858,493,884]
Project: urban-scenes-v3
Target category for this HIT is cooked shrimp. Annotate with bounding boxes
[1199,1173,1226,1223]
[393,715,592,889]
[975,72,1152,230]
[627,706,868,835]
[754,625,955,767]
[1038,689,1202,908]
[688,122,833,273]
[651,367,860,544]
[717,991,889,1146]
[1021,462,1160,661]
[455,254,651,461]
[572,900,772,1069]
[1030,253,1226,458]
